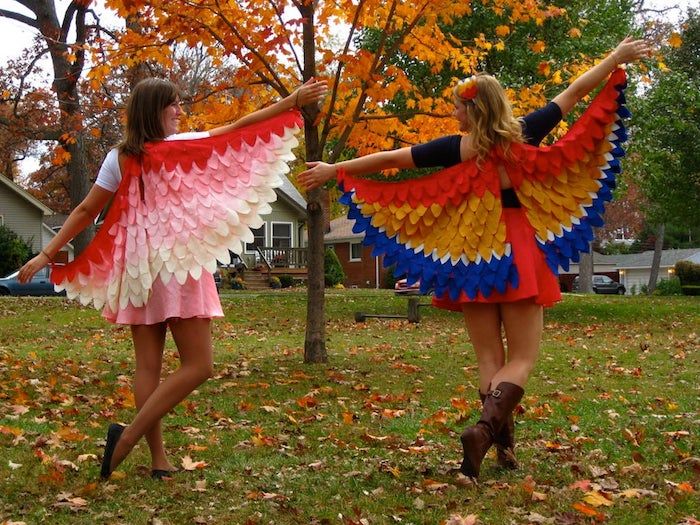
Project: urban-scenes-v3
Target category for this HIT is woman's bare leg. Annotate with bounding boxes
[490,300,543,388]
[131,323,176,471]
[461,303,505,394]
[109,318,214,471]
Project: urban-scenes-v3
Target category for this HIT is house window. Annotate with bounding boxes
[271,222,292,248]
[0,215,4,226]
[350,242,362,261]
[246,225,265,253]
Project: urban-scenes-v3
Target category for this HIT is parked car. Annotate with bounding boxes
[394,278,433,296]
[0,266,66,297]
[572,275,626,295]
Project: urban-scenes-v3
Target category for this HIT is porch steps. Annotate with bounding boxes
[241,270,270,290]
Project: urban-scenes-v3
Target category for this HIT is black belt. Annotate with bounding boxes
[501,188,521,208]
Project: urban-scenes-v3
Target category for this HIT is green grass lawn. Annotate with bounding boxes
[0,291,698,524]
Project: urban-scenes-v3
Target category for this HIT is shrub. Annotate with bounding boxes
[269,275,281,289]
[324,248,345,287]
[231,276,246,290]
[0,225,32,277]
[278,274,295,288]
[652,277,682,296]
[675,260,700,285]
[383,265,398,289]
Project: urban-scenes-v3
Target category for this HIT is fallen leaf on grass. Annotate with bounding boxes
[664,430,690,439]
[181,455,207,471]
[531,491,547,501]
[76,482,98,496]
[8,461,22,470]
[569,479,592,491]
[0,425,23,437]
[53,493,88,511]
[76,454,97,463]
[10,405,30,416]
[523,512,554,524]
[445,514,478,525]
[572,501,605,519]
[55,426,88,442]
[246,491,285,501]
[618,488,658,499]
[423,479,449,492]
[665,480,695,493]
[583,491,614,507]
[192,480,207,492]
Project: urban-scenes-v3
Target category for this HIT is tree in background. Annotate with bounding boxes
[0,1,107,253]
[629,9,700,292]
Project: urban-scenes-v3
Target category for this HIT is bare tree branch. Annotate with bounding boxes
[0,9,37,28]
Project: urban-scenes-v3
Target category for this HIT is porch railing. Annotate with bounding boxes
[255,246,308,270]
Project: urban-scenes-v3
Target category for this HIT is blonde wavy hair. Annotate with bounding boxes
[453,73,523,161]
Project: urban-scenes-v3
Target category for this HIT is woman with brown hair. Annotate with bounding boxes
[298,38,649,478]
[19,76,326,479]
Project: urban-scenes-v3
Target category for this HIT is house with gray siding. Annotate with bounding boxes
[232,174,308,268]
[0,175,73,263]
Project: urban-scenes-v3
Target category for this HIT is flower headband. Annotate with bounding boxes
[456,76,478,101]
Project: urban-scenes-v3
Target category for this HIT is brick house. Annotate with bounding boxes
[324,215,390,288]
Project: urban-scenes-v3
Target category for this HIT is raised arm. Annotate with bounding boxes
[297,147,416,191]
[552,37,651,116]
[208,78,328,136]
[18,184,114,283]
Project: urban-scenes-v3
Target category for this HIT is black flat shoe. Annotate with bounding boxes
[100,423,125,480]
[150,469,176,480]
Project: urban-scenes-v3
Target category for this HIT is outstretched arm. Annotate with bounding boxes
[18,184,114,283]
[208,78,328,136]
[552,37,651,116]
[297,147,416,190]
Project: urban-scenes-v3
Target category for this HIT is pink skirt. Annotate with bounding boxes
[102,272,223,325]
[432,208,562,311]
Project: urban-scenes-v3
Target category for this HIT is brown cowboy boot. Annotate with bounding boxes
[461,382,524,478]
[480,391,518,470]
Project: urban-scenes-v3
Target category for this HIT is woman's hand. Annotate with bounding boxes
[18,252,51,284]
[297,161,337,190]
[611,36,652,65]
[292,78,328,108]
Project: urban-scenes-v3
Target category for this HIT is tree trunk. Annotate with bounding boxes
[578,248,594,293]
[647,223,665,294]
[33,1,92,253]
[300,3,327,363]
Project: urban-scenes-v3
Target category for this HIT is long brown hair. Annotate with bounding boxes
[118,78,180,156]
[453,73,523,161]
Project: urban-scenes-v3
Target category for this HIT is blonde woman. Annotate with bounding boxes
[299,38,649,478]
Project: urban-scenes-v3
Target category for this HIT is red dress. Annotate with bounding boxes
[337,70,629,310]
